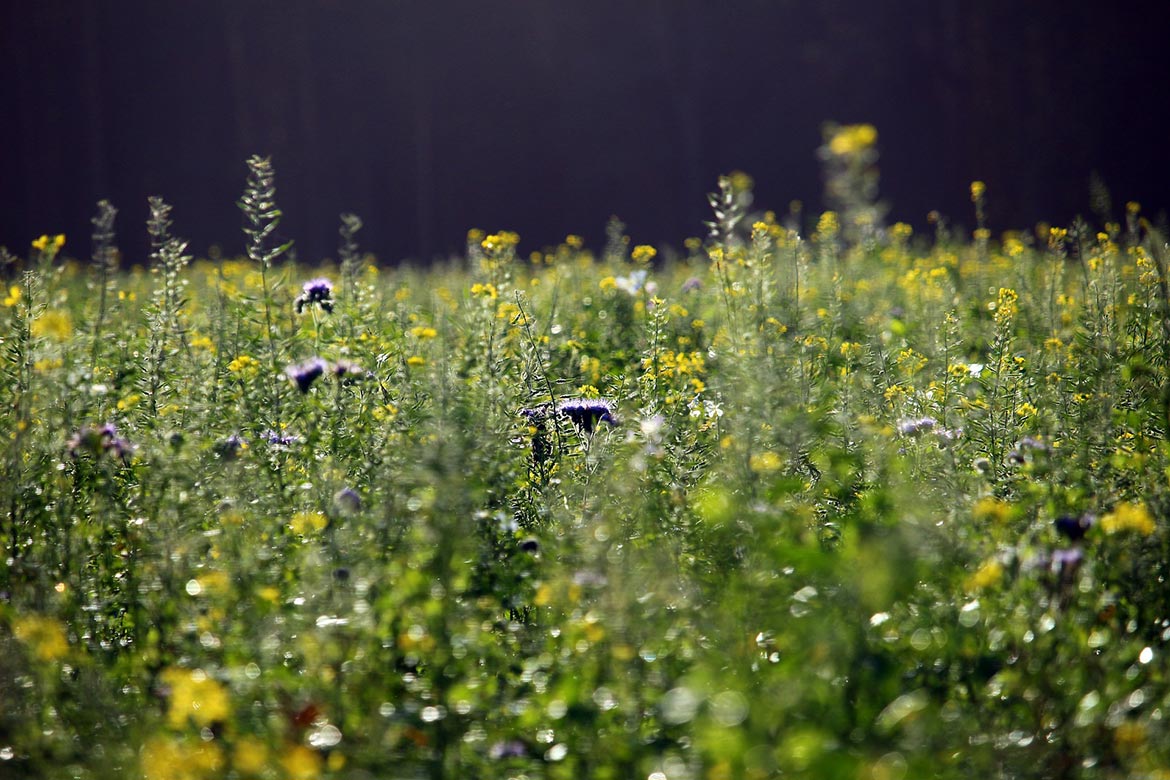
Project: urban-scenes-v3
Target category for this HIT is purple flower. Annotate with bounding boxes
[67,423,133,462]
[295,277,334,314]
[333,487,362,515]
[520,404,551,422]
[286,357,328,393]
[214,434,246,460]
[1051,547,1084,571]
[681,276,703,293]
[331,359,367,383]
[557,398,616,434]
[489,740,528,760]
[896,416,937,436]
[262,429,299,447]
[1055,513,1095,542]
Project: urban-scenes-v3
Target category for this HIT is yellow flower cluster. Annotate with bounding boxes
[816,211,840,238]
[140,736,224,780]
[643,349,706,379]
[631,244,657,265]
[31,310,73,341]
[227,354,259,374]
[32,233,66,252]
[827,124,877,156]
[895,348,927,376]
[972,497,1011,525]
[470,282,498,299]
[966,558,1003,591]
[290,510,328,535]
[1100,502,1155,536]
[749,451,783,474]
[481,231,520,254]
[160,667,232,728]
[991,287,1019,326]
[3,285,21,307]
[13,614,70,662]
[409,325,437,339]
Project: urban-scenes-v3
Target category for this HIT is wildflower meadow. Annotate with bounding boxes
[4,131,1170,779]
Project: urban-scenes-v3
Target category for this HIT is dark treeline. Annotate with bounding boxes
[2,0,1169,264]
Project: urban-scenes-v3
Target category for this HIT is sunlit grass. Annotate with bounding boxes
[3,142,1170,779]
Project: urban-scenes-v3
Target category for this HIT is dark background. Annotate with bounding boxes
[3,0,1169,265]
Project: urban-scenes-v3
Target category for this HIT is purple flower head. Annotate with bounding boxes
[557,398,616,434]
[286,357,328,393]
[1051,547,1084,572]
[519,403,552,425]
[332,359,367,383]
[263,429,299,447]
[214,434,246,460]
[295,277,334,314]
[1018,436,1049,452]
[1055,513,1095,542]
[489,740,528,760]
[614,269,648,296]
[681,276,703,293]
[67,423,132,462]
[896,416,937,436]
[333,487,362,515]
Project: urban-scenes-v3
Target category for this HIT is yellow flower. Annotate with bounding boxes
[232,737,270,776]
[966,559,1003,591]
[290,511,328,535]
[160,667,232,728]
[228,354,259,374]
[631,244,657,265]
[970,181,986,202]
[972,497,1011,525]
[827,124,877,156]
[34,357,63,372]
[406,355,426,367]
[469,282,498,299]
[749,451,783,474]
[31,310,73,341]
[31,233,65,253]
[895,348,927,376]
[190,335,216,352]
[481,231,520,253]
[991,287,1018,325]
[816,211,839,237]
[409,325,437,339]
[565,234,584,249]
[13,614,70,662]
[883,384,908,402]
[1100,502,1155,536]
[728,170,754,193]
[3,285,21,307]
[141,736,225,780]
[281,744,322,780]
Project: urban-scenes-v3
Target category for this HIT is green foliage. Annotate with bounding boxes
[2,161,1170,780]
